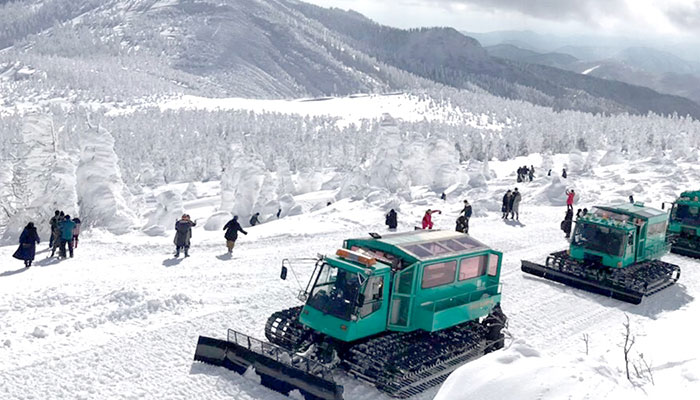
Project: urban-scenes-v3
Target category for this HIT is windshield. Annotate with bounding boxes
[673,204,700,226]
[307,263,364,321]
[572,222,626,257]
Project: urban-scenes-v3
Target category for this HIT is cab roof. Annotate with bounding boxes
[679,191,700,202]
[595,203,667,220]
[347,230,492,263]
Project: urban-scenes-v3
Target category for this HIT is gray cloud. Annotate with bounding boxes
[430,0,630,22]
[666,1,700,31]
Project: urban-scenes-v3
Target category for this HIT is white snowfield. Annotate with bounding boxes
[108,93,505,130]
[1,155,699,400]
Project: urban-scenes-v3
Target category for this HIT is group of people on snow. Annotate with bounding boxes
[49,210,81,259]
[384,199,473,234]
[502,189,522,221]
[516,166,535,183]
[11,210,82,268]
[456,200,472,234]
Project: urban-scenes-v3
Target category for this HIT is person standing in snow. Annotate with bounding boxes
[502,190,512,219]
[422,209,441,229]
[12,222,40,268]
[510,188,522,220]
[582,208,588,217]
[547,169,552,177]
[174,214,197,258]
[461,200,473,233]
[385,209,398,231]
[529,165,535,182]
[561,209,574,239]
[629,195,634,204]
[71,217,82,249]
[223,216,248,254]
[455,215,468,234]
[249,212,260,227]
[50,211,64,258]
[48,210,60,248]
[576,208,583,219]
[59,215,76,259]
[565,189,575,211]
[562,168,568,179]
[440,192,446,201]
[276,208,282,219]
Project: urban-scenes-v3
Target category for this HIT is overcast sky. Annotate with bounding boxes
[303,0,700,39]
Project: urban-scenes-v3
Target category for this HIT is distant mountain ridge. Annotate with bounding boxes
[479,37,700,105]
[1,0,700,118]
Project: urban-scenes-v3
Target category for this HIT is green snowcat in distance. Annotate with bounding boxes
[664,190,700,259]
[522,203,681,304]
[193,230,507,400]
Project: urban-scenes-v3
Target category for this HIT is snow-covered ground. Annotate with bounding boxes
[106,93,506,130]
[1,155,699,400]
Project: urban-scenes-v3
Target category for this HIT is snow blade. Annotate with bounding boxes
[521,260,644,304]
[194,330,343,400]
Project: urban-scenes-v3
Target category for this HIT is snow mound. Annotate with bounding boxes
[599,148,626,166]
[31,327,49,339]
[145,190,184,230]
[204,211,232,231]
[533,175,572,206]
[435,342,630,400]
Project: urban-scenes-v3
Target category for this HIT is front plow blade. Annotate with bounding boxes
[194,330,343,400]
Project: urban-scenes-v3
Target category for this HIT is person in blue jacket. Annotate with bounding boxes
[59,215,76,259]
[13,222,40,268]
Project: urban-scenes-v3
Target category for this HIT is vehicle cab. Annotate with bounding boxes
[571,204,669,268]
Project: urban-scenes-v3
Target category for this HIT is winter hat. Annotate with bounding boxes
[65,215,71,220]
[233,215,238,221]
[26,222,35,229]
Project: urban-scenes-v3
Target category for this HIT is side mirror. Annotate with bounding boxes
[280,266,288,280]
[357,294,365,308]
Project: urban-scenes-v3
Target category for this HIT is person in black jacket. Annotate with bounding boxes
[13,222,40,268]
[223,216,248,254]
[249,212,260,226]
[561,209,574,239]
[455,215,468,234]
[461,200,473,233]
[385,209,398,231]
[48,210,60,248]
[502,190,512,219]
[174,214,197,258]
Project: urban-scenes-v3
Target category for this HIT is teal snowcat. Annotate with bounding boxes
[664,190,700,258]
[522,203,681,304]
[194,230,507,399]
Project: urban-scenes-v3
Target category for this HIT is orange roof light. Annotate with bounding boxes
[336,249,377,267]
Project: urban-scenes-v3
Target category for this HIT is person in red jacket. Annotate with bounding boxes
[566,189,576,211]
[422,209,441,229]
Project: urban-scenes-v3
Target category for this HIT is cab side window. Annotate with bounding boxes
[359,276,384,318]
[459,255,487,281]
[421,261,457,289]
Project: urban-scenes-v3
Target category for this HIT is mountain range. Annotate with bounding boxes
[2,0,700,118]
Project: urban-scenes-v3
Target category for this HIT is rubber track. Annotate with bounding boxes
[263,306,505,398]
[670,235,700,259]
[522,251,681,304]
